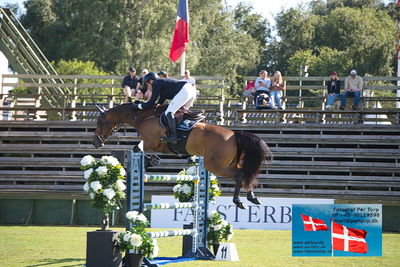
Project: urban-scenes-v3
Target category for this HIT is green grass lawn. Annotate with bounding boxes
[0,226,398,267]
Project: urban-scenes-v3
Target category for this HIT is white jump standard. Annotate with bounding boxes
[126,151,214,266]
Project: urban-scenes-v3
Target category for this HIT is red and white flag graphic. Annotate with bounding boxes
[300,214,329,231]
[332,222,368,254]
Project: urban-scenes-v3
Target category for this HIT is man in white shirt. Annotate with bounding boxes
[341,69,363,110]
[181,69,196,88]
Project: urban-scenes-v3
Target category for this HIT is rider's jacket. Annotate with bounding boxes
[140,78,187,109]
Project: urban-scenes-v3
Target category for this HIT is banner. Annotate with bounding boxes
[150,196,333,230]
[292,204,382,257]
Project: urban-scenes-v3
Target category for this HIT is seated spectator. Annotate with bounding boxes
[122,67,140,103]
[157,70,168,78]
[181,69,196,88]
[253,70,271,105]
[341,69,363,110]
[325,71,341,110]
[270,71,285,109]
[243,80,255,97]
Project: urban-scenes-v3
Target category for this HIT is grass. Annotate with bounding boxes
[0,226,399,267]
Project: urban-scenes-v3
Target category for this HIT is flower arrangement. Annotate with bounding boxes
[172,166,221,203]
[207,210,234,245]
[117,211,159,258]
[80,155,127,219]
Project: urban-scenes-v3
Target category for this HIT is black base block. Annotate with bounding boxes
[86,230,122,267]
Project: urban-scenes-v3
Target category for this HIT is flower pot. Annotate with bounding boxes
[212,244,220,255]
[101,213,110,230]
[126,253,144,267]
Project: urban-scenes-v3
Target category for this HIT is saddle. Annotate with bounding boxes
[157,106,206,155]
[159,107,205,130]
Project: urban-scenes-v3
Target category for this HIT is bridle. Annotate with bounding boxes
[95,113,124,144]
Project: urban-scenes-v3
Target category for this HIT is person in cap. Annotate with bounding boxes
[157,71,168,78]
[121,67,140,103]
[341,69,363,110]
[132,72,197,144]
[325,71,341,110]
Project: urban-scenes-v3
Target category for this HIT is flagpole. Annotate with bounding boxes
[331,219,334,257]
[397,24,400,108]
[180,51,186,77]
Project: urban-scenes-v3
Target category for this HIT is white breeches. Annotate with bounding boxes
[165,83,197,115]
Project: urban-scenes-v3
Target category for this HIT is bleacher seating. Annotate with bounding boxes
[0,121,399,202]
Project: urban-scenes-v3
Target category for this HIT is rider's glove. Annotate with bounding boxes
[132,103,140,110]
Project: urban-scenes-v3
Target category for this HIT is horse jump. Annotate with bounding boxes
[126,151,214,263]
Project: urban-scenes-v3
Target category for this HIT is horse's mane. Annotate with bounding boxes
[107,103,167,126]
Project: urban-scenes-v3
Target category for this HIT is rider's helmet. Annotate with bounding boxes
[142,72,159,90]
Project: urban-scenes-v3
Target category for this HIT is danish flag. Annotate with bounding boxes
[332,222,368,254]
[300,214,329,231]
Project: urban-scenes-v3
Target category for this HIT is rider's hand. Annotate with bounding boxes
[132,103,140,110]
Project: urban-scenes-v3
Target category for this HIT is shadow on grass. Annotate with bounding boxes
[26,258,85,267]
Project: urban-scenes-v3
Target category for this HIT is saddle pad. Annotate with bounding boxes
[159,116,203,131]
[176,118,203,131]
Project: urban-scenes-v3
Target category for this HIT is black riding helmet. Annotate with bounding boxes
[142,72,159,90]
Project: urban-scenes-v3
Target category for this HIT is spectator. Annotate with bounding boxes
[121,67,140,103]
[181,69,196,88]
[270,71,285,109]
[157,70,168,78]
[243,80,255,97]
[135,69,151,101]
[325,71,341,110]
[253,70,271,105]
[341,69,363,110]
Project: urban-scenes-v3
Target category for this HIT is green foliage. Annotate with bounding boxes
[54,59,120,98]
[207,211,234,245]
[281,5,396,77]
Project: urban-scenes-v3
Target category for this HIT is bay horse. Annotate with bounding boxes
[93,103,271,209]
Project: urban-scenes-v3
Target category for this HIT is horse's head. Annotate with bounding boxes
[93,105,116,148]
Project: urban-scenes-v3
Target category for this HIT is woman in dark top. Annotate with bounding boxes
[326,71,341,109]
[133,72,197,144]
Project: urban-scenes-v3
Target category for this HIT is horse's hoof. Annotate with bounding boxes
[248,197,262,205]
[233,200,247,210]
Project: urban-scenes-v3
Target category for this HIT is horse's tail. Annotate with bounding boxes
[234,130,272,190]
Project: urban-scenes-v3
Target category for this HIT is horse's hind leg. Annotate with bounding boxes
[247,190,262,205]
[233,176,247,210]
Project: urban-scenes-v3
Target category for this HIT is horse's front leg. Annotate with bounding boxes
[233,177,247,210]
[247,190,262,205]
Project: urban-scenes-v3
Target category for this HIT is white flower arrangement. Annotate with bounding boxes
[80,155,126,215]
[173,168,221,203]
[118,212,158,258]
[207,210,234,245]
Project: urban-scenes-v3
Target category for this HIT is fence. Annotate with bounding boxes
[1,74,399,125]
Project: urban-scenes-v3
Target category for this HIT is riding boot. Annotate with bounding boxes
[162,112,178,144]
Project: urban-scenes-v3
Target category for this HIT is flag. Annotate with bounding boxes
[300,214,329,231]
[332,222,368,254]
[169,0,189,62]
[398,0,400,7]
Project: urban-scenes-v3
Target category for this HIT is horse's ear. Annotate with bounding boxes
[95,104,106,114]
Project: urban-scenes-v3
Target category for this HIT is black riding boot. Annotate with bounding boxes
[162,112,178,144]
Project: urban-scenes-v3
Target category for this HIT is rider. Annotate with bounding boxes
[132,72,197,144]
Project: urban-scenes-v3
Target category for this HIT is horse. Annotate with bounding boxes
[93,103,271,209]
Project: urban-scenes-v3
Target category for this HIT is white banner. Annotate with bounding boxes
[150,196,334,230]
